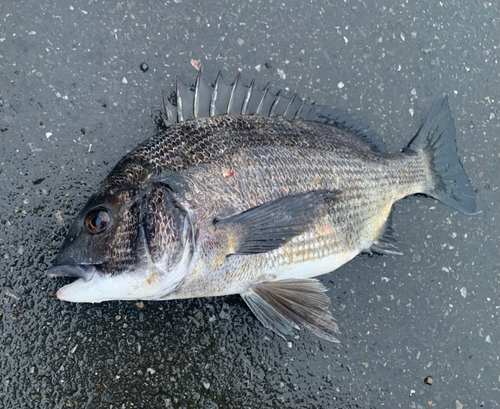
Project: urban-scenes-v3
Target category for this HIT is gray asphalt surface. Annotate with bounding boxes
[0,0,499,408]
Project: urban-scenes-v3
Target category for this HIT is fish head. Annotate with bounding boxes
[48,184,194,303]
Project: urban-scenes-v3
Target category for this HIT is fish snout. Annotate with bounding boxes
[47,265,95,281]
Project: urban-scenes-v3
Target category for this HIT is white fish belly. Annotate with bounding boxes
[269,250,360,282]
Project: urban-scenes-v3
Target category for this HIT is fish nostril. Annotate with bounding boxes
[47,265,94,281]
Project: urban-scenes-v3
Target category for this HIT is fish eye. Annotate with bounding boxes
[84,209,111,234]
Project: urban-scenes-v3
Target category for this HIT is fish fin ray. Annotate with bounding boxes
[268,89,282,117]
[194,71,211,119]
[403,95,477,215]
[245,79,267,115]
[272,91,293,117]
[212,71,233,116]
[161,91,178,126]
[284,93,302,119]
[256,82,273,116]
[176,76,194,123]
[227,73,247,115]
[241,290,296,340]
[241,78,255,115]
[214,190,340,255]
[241,279,340,342]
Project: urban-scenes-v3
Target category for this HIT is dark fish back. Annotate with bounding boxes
[101,115,390,193]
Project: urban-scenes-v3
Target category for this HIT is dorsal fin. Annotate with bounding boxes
[160,71,386,153]
[314,105,387,152]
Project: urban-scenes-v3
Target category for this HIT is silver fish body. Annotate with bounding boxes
[48,73,476,342]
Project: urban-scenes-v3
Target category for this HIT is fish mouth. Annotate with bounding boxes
[47,263,163,303]
[47,264,102,303]
[47,264,95,281]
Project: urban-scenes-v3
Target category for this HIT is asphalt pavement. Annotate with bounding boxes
[0,0,498,408]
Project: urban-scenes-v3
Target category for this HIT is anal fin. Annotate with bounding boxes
[368,213,402,255]
[241,279,340,343]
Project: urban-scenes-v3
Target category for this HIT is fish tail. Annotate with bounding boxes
[403,95,477,215]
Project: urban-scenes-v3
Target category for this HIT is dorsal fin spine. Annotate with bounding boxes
[256,83,271,116]
[241,79,255,115]
[176,77,184,123]
[227,73,241,115]
[295,101,305,119]
[210,71,222,117]
[193,71,202,118]
[269,90,282,117]
[283,93,297,118]
[161,91,176,126]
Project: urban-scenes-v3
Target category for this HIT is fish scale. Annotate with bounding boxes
[48,72,476,343]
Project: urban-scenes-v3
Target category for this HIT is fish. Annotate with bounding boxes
[47,71,477,342]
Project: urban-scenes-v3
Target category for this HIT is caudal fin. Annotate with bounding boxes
[403,95,477,215]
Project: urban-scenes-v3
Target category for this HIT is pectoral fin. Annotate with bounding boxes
[241,278,340,342]
[214,190,340,256]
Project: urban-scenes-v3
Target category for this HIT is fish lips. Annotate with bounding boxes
[47,264,95,281]
[48,264,103,302]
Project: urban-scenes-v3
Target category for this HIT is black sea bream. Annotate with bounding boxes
[48,72,476,342]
